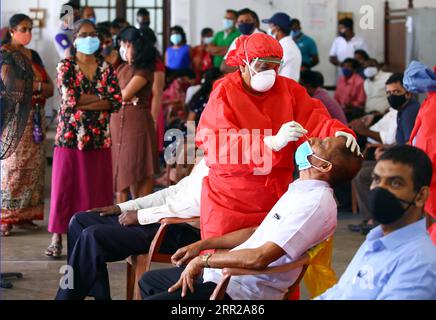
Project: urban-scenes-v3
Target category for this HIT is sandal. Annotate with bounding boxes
[1,224,13,237]
[45,242,63,258]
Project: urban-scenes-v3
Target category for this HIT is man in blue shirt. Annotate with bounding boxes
[317,145,436,300]
[290,19,319,69]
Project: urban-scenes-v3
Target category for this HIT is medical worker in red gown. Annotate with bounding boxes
[196,33,360,241]
[405,61,436,245]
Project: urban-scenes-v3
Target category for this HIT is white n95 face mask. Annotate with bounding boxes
[249,67,277,92]
[244,58,276,92]
[119,45,128,62]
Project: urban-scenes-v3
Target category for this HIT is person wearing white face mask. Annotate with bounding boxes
[195,33,361,245]
[363,58,393,115]
[262,12,302,81]
[192,28,214,84]
[111,26,161,205]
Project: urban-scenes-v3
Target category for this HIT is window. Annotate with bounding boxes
[126,0,165,49]
[80,0,117,22]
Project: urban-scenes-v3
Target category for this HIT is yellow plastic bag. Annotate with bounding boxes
[303,237,338,299]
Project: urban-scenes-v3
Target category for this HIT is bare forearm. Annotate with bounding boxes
[330,56,340,66]
[78,94,100,106]
[200,227,257,251]
[78,99,111,111]
[365,130,382,143]
[207,45,227,56]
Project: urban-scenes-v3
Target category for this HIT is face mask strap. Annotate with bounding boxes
[242,38,259,76]
[310,154,333,172]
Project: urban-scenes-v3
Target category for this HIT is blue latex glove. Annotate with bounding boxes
[404,60,436,94]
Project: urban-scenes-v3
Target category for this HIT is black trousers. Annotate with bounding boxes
[139,267,232,300]
[55,212,201,300]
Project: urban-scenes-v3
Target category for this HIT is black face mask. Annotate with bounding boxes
[101,46,113,57]
[388,94,408,110]
[339,31,347,38]
[238,23,255,35]
[369,187,416,225]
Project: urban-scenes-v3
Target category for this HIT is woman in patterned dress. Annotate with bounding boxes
[47,20,122,257]
[1,14,54,236]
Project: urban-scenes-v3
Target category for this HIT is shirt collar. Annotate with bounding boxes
[289,179,330,191]
[366,219,427,251]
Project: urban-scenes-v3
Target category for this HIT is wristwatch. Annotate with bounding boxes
[201,253,213,268]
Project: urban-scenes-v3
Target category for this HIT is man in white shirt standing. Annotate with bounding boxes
[55,159,209,300]
[329,18,369,69]
[262,12,302,82]
[363,59,393,114]
[139,136,362,300]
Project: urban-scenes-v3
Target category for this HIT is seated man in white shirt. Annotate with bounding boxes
[139,136,363,300]
[55,159,209,300]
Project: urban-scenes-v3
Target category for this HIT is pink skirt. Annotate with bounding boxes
[48,147,114,234]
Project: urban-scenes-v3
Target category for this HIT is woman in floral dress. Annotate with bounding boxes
[47,20,122,257]
[1,14,54,236]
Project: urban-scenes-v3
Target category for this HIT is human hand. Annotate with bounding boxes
[87,205,121,216]
[118,211,140,226]
[171,242,204,267]
[168,257,204,298]
[265,121,308,152]
[335,131,362,156]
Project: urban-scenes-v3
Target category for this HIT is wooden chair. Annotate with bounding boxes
[126,217,200,300]
[210,241,327,300]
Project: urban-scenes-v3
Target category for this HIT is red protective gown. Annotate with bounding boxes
[196,72,354,240]
[409,91,436,245]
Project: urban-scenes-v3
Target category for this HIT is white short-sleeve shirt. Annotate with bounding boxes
[202,179,337,300]
[278,36,302,82]
[329,35,369,63]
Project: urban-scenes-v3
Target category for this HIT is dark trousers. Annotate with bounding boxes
[55,212,201,300]
[139,267,232,300]
[354,161,377,221]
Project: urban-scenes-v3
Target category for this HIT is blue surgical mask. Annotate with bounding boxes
[171,34,183,45]
[238,23,255,35]
[342,68,353,78]
[295,141,332,171]
[75,36,100,55]
[291,30,301,38]
[88,17,97,24]
[223,19,234,30]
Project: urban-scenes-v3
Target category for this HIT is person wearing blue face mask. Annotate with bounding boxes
[220,8,263,74]
[289,19,319,69]
[165,25,192,72]
[47,19,123,259]
[80,6,96,25]
[206,9,240,69]
[136,136,362,301]
[335,58,366,121]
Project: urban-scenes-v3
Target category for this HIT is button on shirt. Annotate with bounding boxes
[317,220,436,300]
[329,35,369,63]
[364,71,393,114]
[202,180,337,300]
[118,158,209,225]
[278,36,303,82]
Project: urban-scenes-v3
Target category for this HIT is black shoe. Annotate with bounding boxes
[348,222,364,232]
[361,224,376,236]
